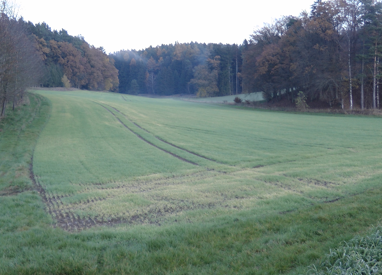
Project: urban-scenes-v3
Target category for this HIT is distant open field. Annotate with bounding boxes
[1,89,382,274]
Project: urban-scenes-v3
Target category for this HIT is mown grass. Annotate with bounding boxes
[0,89,382,274]
[184,92,264,103]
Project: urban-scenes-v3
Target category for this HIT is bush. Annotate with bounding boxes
[61,74,71,89]
[296,91,309,110]
[234,97,242,104]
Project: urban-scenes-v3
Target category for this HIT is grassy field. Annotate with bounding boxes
[1,89,382,274]
[183,92,264,103]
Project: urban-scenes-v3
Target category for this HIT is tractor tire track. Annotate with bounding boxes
[52,170,225,212]
[28,94,82,231]
[27,97,215,231]
[103,103,229,166]
[28,94,54,216]
[27,98,237,231]
[95,102,198,166]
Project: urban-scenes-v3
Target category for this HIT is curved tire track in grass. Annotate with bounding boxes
[27,94,72,229]
[32,99,346,232]
[27,94,76,230]
[104,102,229,166]
[28,94,52,213]
[27,95,125,232]
[96,102,198,166]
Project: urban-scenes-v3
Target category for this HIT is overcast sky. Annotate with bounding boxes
[15,0,315,53]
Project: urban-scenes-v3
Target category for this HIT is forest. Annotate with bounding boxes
[110,43,242,97]
[111,0,382,110]
[1,0,382,116]
[0,0,119,116]
[242,0,382,110]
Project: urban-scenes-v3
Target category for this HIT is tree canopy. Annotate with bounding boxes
[110,42,243,97]
[25,21,119,91]
[242,0,382,109]
[0,0,43,116]
[2,0,382,111]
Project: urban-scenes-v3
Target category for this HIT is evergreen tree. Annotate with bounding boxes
[129,79,139,94]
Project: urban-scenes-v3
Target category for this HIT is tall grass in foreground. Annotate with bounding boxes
[308,227,382,274]
[0,89,382,274]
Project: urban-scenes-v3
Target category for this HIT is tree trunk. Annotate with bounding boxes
[361,48,364,110]
[236,56,238,95]
[373,42,377,109]
[348,34,353,110]
[228,63,231,95]
[378,57,380,109]
[151,73,154,94]
[1,98,6,117]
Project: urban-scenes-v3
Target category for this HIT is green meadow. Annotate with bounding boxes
[1,89,382,274]
[184,92,264,103]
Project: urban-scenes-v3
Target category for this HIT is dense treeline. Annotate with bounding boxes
[116,0,382,109]
[0,1,42,116]
[0,0,119,116]
[111,43,243,96]
[242,0,382,109]
[111,0,382,110]
[24,22,119,91]
[3,0,382,111]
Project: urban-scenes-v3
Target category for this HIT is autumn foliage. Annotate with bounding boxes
[242,0,382,110]
[30,25,119,91]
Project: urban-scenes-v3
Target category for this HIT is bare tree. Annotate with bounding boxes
[0,0,42,117]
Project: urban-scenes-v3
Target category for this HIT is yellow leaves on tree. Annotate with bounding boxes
[61,74,71,88]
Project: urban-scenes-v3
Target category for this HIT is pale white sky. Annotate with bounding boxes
[15,0,314,53]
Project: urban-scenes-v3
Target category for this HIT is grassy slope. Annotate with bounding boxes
[0,90,381,274]
[0,93,51,233]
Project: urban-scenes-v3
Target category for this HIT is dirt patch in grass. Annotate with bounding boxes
[30,155,51,212]
[297,178,337,187]
[51,194,246,231]
[32,167,240,232]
